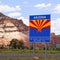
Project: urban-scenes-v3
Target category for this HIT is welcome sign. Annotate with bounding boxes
[29,15,50,42]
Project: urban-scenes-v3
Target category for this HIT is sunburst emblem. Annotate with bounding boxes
[29,20,50,32]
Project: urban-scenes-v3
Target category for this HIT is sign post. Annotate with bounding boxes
[33,43,35,55]
[45,43,48,60]
[29,15,50,60]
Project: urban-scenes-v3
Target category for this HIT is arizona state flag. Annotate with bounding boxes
[29,15,50,42]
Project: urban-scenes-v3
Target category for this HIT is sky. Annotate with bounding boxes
[0,0,60,35]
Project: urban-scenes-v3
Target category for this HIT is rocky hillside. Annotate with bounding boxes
[0,13,29,46]
[0,13,28,34]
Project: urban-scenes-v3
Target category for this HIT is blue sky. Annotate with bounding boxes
[0,0,60,35]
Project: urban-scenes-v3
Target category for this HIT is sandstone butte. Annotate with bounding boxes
[0,13,29,47]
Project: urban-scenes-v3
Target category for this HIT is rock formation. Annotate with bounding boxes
[0,13,28,46]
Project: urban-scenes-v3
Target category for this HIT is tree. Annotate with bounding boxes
[9,39,17,49]
[9,39,24,49]
[17,40,24,49]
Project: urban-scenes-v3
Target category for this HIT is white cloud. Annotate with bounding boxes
[51,18,60,35]
[15,5,21,10]
[18,16,29,26]
[8,12,21,17]
[34,3,51,9]
[0,4,21,12]
[54,4,60,13]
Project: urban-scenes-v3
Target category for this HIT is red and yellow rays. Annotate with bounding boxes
[29,20,50,32]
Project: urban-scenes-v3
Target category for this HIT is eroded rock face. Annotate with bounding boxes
[0,13,28,46]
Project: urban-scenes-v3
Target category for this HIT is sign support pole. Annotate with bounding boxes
[45,43,48,60]
[33,43,35,55]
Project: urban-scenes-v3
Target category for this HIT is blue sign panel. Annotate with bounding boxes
[29,15,50,42]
